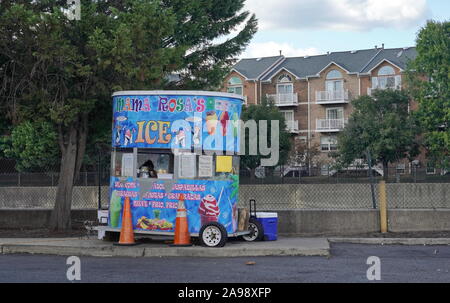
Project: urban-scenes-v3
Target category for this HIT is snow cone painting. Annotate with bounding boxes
[198,194,220,226]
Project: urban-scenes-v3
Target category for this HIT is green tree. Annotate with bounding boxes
[0,121,60,172]
[0,0,257,230]
[240,97,292,178]
[407,20,450,168]
[333,89,420,179]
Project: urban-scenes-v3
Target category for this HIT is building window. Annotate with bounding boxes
[321,164,331,176]
[326,69,342,80]
[426,163,436,175]
[372,65,400,90]
[320,136,337,152]
[326,107,344,120]
[278,74,292,83]
[280,110,296,131]
[396,163,406,175]
[227,77,243,95]
[378,66,395,76]
[277,74,293,97]
[325,70,344,97]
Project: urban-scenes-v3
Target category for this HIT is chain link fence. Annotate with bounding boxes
[239,164,450,185]
[0,155,449,210]
[0,146,110,209]
[238,182,450,210]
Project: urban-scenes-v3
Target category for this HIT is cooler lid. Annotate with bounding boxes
[255,212,278,218]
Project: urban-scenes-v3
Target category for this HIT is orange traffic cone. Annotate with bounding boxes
[114,196,137,246]
[171,193,192,247]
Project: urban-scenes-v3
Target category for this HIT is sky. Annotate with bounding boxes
[238,0,450,58]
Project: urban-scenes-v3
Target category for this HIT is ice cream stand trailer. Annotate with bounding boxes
[96,90,263,247]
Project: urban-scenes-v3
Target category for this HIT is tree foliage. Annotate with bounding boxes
[0,121,60,172]
[0,0,257,229]
[333,89,420,176]
[240,97,292,175]
[289,139,320,168]
[407,20,450,167]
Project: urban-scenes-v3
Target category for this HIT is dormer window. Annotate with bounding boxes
[277,74,293,96]
[278,74,292,83]
[227,76,243,95]
[325,69,344,94]
[372,65,401,90]
[326,69,342,80]
[378,66,395,76]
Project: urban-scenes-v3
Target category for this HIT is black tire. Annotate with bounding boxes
[199,222,228,247]
[242,217,264,241]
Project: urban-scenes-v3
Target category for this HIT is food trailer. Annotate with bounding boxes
[96,90,252,247]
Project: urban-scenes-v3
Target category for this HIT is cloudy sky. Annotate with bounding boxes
[238,0,450,58]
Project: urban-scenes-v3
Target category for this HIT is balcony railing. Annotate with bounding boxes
[367,86,401,96]
[285,120,299,133]
[367,75,401,96]
[315,89,349,104]
[316,119,348,132]
[266,93,298,106]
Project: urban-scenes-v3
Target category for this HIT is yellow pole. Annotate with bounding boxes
[378,180,388,233]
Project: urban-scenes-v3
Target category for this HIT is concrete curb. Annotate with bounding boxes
[328,238,450,245]
[142,246,329,257]
[0,238,330,258]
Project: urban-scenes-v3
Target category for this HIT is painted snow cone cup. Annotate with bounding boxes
[198,194,220,226]
[109,190,122,227]
[206,111,218,135]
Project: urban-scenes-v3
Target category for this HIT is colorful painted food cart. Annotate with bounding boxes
[96,91,251,247]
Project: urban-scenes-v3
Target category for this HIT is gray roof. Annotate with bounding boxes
[360,47,417,73]
[232,56,283,80]
[232,47,416,81]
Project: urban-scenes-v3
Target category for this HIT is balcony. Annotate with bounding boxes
[367,86,401,96]
[367,75,401,96]
[285,120,299,133]
[316,119,348,132]
[266,93,298,106]
[315,89,350,104]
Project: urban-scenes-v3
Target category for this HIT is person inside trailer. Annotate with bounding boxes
[138,160,158,178]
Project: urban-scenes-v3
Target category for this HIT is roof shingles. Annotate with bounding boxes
[232,47,416,80]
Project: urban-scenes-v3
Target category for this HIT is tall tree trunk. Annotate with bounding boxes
[73,114,88,183]
[49,117,88,231]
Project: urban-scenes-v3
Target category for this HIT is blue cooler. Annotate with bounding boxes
[255,212,278,241]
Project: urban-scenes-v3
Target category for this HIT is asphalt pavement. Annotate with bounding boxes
[1,243,449,283]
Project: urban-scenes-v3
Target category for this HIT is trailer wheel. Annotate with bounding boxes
[199,222,227,247]
[242,217,264,241]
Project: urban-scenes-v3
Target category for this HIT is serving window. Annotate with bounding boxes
[111,147,239,180]
[137,149,174,179]
[111,148,173,179]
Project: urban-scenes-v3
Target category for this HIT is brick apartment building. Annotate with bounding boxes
[221,45,439,176]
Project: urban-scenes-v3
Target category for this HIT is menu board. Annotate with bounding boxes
[179,153,196,178]
[121,153,134,177]
[198,155,213,177]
